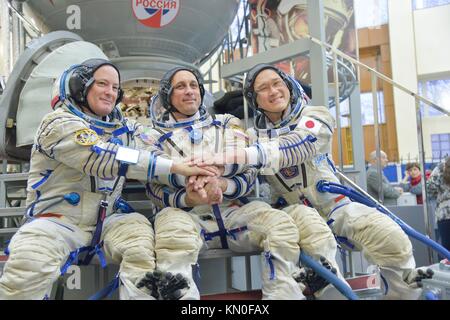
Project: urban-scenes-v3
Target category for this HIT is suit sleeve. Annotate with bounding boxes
[36,112,171,182]
[245,106,335,170]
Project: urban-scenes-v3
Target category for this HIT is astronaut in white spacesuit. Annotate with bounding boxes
[199,63,433,299]
[140,66,305,300]
[0,59,214,300]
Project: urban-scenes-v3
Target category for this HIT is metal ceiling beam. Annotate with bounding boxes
[221,38,311,78]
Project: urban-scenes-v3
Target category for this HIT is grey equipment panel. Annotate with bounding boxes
[22,0,239,64]
[0,31,83,161]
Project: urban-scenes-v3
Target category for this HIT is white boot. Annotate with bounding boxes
[379,267,423,300]
[261,248,306,300]
[119,274,157,300]
[155,263,200,300]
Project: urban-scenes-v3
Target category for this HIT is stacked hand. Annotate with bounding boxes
[185,166,227,207]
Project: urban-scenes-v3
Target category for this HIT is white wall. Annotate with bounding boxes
[388,0,419,160]
[388,0,450,161]
[414,4,450,77]
[414,4,450,160]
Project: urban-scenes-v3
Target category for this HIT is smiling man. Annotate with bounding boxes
[0,59,212,300]
[141,66,305,300]
[242,64,432,299]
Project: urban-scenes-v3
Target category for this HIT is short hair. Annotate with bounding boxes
[369,150,387,161]
[406,162,420,171]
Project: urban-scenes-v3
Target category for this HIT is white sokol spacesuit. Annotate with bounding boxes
[0,59,176,300]
[237,64,348,299]
[143,67,304,300]
[243,64,426,300]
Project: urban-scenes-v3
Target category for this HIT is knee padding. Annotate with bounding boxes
[0,222,68,297]
[334,203,413,267]
[102,213,155,275]
[240,202,299,252]
[284,204,337,259]
[154,208,202,264]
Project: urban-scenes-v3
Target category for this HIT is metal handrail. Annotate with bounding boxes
[6,0,42,37]
[308,35,446,264]
[308,35,450,116]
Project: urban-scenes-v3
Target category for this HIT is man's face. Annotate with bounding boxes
[380,152,389,168]
[170,70,201,116]
[254,69,290,113]
[86,65,120,117]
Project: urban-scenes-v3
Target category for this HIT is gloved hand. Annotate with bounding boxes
[136,270,190,300]
[294,256,337,299]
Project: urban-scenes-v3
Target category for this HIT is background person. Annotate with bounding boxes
[366,150,403,205]
[427,156,450,253]
[400,162,430,204]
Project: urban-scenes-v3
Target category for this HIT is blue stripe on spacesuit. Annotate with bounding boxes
[211,205,229,249]
[174,189,185,208]
[147,153,153,181]
[31,170,53,189]
[228,177,242,199]
[89,151,101,177]
[254,143,265,167]
[288,135,300,165]
[327,202,350,219]
[151,154,157,180]
[66,104,116,128]
[223,164,239,178]
[279,134,317,150]
[89,125,104,136]
[264,251,276,280]
[90,145,117,155]
[326,154,337,172]
[98,143,112,178]
[169,174,182,188]
[60,246,91,275]
[104,145,117,179]
[163,189,170,207]
[83,149,95,176]
[158,132,173,145]
[112,125,132,137]
[27,190,41,217]
[147,153,158,181]
[145,183,163,201]
[335,236,355,250]
[118,162,129,177]
[98,187,113,192]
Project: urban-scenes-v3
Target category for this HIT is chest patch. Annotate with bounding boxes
[279,166,300,179]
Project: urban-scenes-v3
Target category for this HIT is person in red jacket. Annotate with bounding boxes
[401,162,430,205]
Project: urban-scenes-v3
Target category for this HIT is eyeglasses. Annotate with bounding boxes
[254,79,287,94]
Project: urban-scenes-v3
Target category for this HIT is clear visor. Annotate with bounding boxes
[148,93,168,124]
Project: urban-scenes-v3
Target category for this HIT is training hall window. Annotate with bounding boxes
[330,98,350,128]
[360,91,386,125]
[329,91,385,128]
[418,78,450,117]
[431,133,450,161]
[354,0,389,29]
[413,0,450,10]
